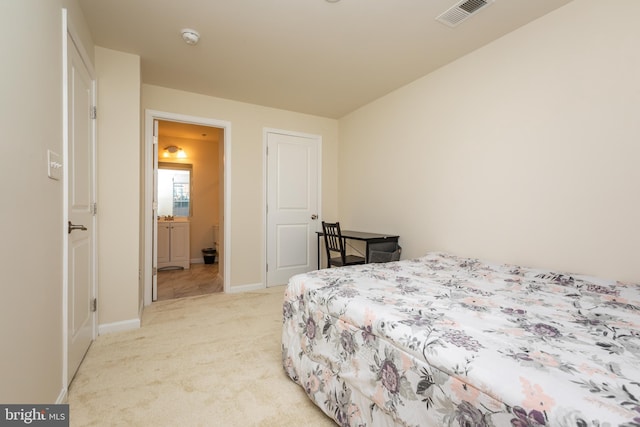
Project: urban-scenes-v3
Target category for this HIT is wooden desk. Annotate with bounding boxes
[316,230,400,269]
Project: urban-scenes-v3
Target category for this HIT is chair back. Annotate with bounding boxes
[322,221,346,264]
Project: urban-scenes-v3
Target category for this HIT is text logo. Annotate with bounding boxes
[0,405,68,426]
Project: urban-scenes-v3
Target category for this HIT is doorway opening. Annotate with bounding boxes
[144,110,231,305]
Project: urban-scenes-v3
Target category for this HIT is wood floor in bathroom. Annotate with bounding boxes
[157,262,223,301]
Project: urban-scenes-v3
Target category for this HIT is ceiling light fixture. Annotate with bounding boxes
[326,0,340,2]
[181,28,200,45]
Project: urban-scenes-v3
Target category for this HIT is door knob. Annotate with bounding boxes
[311,214,318,220]
[68,221,88,234]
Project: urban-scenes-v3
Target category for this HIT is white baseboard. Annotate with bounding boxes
[56,387,67,404]
[98,318,141,335]
[226,282,264,294]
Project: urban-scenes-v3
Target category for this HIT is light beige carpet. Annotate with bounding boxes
[68,286,335,426]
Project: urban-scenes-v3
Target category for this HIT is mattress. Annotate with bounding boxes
[281,252,640,426]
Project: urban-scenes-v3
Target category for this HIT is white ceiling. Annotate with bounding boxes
[79,0,573,119]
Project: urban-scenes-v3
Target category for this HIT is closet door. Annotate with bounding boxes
[266,131,320,287]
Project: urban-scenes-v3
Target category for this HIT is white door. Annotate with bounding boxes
[67,33,96,383]
[266,131,320,286]
[152,120,159,301]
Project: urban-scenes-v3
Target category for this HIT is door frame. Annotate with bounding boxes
[62,9,97,394]
[143,110,232,305]
[263,128,322,287]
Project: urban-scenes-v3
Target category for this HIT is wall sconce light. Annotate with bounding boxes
[163,145,187,159]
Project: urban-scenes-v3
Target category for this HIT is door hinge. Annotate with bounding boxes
[92,202,97,215]
[91,298,97,312]
[266,264,268,272]
[153,267,157,276]
[90,106,97,120]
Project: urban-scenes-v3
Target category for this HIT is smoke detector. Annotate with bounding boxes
[181,28,200,45]
[436,0,494,27]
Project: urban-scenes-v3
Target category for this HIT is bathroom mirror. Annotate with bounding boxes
[158,162,192,217]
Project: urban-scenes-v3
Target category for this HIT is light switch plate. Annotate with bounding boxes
[48,150,62,180]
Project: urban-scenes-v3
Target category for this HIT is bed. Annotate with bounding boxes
[281,252,640,426]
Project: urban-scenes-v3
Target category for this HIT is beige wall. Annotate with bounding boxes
[0,0,93,403]
[95,47,141,325]
[142,85,340,288]
[157,132,222,259]
[339,0,640,283]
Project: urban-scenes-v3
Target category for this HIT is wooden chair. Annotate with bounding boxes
[322,221,366,268]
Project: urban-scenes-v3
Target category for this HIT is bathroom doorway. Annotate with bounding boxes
[156,121,222,301]
[144,110,231,305]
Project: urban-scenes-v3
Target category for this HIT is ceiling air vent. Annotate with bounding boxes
[436,0,494,27]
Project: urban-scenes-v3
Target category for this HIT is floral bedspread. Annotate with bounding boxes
[281,252,640,427]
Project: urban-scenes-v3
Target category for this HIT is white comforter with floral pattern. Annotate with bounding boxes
[281,252,640,427]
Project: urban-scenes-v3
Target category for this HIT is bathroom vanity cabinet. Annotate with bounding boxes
[157,219,190,269]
